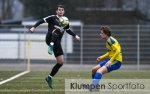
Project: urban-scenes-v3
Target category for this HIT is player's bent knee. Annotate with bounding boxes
[97,69,103,74]
[58,61,64,65]
[92,65,100,73]
[57,58,64,65]
[92,67,97,73]
[97,66,107,74]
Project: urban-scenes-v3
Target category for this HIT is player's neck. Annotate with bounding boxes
[104,36,109,42]
[57,15,63,18]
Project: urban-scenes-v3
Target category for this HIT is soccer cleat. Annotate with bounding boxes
[45,76,53,89]
[89,88,99,92]
[88,84,100,92]
[48,45,53,55]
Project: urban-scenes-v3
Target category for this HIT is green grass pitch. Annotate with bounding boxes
[0,71,150,94]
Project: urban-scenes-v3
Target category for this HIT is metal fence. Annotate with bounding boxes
[69,25,150,70]
[0,25,150,70]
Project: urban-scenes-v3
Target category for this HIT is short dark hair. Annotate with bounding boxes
[100,26,111,36]
[56,5,64,10]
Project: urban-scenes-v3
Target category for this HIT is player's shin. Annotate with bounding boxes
[50,63,63,77]
[92,72,102,87]
[92,73,95,79]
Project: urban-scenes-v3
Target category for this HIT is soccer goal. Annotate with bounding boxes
[0,24,30,85]
[22,20,84,65]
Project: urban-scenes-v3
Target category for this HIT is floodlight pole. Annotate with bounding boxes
[137,24,140,71]
[80,24,83,65]
[24,26,27,65]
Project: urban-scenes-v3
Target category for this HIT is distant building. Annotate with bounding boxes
[0,0,150,24]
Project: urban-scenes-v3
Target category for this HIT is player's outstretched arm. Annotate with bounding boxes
[29,19,45,33]
[30,27,36,33]
[66,29,80,41]
[75,35,80,41]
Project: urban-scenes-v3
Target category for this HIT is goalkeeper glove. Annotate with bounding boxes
[48,42,54,55]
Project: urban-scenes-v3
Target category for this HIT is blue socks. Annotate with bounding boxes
[94,72,102,79]
[92,72,102,86]
[92,73,95,79]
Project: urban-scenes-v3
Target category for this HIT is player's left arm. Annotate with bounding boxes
[65,24,80,41]
[96,52,109,63]
[99,52,109,61]
[29,20,45,32]
[109,44,120,62]
[105,44,120,67]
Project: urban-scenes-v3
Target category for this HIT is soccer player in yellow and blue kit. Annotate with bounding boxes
[91,26,122,90]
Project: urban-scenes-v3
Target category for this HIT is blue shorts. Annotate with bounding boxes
[99,59,122,72]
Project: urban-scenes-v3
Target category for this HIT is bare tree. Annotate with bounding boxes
[1,0,13,20]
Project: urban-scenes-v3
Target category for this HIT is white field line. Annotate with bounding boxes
[0,70,30,85]
[0,89,65,92]
[0,89,150,92]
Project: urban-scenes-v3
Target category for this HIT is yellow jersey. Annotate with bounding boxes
[100,36,122,63]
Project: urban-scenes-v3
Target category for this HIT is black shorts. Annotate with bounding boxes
[46,33,63,57]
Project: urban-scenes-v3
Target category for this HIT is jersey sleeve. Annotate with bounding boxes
[109,44,120,62]
[108,38,121,62]
[64,24,76,37]
[107,37,115,46]
[107,37,120,62]
[99,52,109,60]
[33,19,45,28]
[66,29,76,37]
[43,15,53,23]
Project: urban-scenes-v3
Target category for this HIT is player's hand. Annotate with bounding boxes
[75,35,80,41]
[29,27,35,33]
[105,60,112,67]
[96,57,101,63]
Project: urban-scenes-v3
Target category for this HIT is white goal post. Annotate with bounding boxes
[22,21,84,64]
